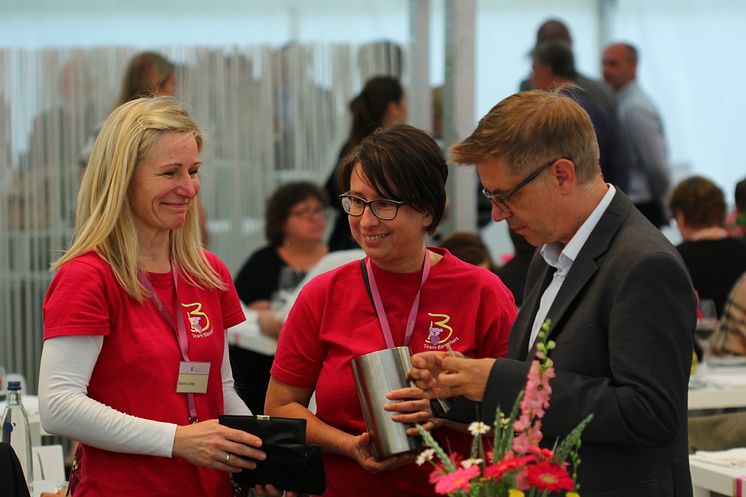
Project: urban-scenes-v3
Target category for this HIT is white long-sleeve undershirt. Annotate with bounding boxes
[38,334,251,457]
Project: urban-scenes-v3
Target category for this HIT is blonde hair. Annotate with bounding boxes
[449,88,600,183]
[52,96,223,301]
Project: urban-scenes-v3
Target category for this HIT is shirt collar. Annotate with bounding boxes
[540,185,617,272]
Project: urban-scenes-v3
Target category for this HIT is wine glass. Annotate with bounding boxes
[695,299,718,359]
[271,266,304,311]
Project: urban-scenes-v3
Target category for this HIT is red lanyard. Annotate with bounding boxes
[138,270,198,423]
[365,251,431,348]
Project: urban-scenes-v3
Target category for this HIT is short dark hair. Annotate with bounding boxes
[336,124,447,235]
[533,41,577,80]
[735,177,746,212]
[668,176,726,229]
[536,19,571,45]
[265,181,328,246]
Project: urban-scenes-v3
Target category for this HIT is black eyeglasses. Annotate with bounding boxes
[481,158,564,212]
[339,194,409,221]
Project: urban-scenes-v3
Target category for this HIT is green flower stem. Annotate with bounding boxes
[416,424,458,472]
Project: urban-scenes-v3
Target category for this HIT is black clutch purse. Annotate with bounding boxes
[219,415,326,495]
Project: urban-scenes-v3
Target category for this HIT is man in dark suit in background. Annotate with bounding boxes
[519,19,618,126]
[411,89,696,497]
[531,40,629,193]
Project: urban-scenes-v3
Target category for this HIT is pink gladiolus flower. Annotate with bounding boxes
[513,361,555,455]
[434,465,480,494]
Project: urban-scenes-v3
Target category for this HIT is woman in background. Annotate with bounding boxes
[232,181,329,414]
[40,97,287,497]
[325,76,407,249]
[668,175,746,315]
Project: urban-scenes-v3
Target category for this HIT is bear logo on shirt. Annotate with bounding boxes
[424,312,459,350]
[181,302,213,338]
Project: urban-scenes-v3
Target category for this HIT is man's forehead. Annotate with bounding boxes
[476,157,513,188]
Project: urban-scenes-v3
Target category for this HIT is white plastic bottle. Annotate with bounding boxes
[2,380,33,488]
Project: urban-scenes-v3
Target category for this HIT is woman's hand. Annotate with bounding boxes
[345,432,415,473]
[172,419,266,473]
[257,309,284,338]
[384,386,435,435]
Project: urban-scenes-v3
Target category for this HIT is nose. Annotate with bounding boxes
[359,204,380,228]
[176,175,199,199]
[491,202,512,223]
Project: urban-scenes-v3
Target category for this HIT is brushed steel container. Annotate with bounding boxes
[351,346,422,459]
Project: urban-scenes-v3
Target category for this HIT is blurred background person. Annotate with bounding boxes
[669,175,746,315]
[519,18,618,125]
[79,52,176,167]
[689,271,746,454]
[38,97,286,497]
[710,272,746,357]
[438,231,497,272]
[727,176,746,237]
[231,181,329,414]
[325,76,407,250]
[531,41,628,192]
[266,124,516,497]
[603,42,672,228]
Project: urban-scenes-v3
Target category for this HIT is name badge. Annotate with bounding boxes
[177,361,211,394]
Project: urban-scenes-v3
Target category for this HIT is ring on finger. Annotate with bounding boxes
[225,452,231,464]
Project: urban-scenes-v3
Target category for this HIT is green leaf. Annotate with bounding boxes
[551,413,594,464]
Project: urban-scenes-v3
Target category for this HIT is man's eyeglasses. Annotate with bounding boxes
[339,194,409,221]
[481,158,564,212]
[289,207,328,219]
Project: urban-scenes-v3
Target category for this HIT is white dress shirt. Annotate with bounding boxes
[527,185,617,351]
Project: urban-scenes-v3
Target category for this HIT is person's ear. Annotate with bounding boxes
[674,211,686,230]
[421,211,433,231]
[552,158,576,192]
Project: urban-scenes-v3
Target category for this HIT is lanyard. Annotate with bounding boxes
[138,270,198,423]
[365,250,431,348]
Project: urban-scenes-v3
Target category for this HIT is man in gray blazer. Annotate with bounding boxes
[411,89,695,497]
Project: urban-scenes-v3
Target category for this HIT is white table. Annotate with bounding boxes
[690,455,746,497]
[227,315,277,356]
[689,363,746,410]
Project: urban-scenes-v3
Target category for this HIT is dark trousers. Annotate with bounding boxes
[229,345,275,414]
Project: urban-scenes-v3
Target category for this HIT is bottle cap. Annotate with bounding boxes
[7,381,20,391]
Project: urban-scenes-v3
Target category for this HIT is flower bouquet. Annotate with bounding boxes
[416,321,593,497]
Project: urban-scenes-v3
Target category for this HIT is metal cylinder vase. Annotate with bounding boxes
[351,346,423,459]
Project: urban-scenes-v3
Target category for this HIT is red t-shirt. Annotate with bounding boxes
[43,250,245,497]
[271,249,517,497]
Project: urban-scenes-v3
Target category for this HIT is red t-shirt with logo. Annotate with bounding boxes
[43,250,244,497]
[271,248,517,497]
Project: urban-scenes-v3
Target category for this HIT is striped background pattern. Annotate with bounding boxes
[0,43,406,393]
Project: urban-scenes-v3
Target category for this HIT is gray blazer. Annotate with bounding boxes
[456,192,696,497]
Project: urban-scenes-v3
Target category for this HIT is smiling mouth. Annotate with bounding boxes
[364,233,388,241]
